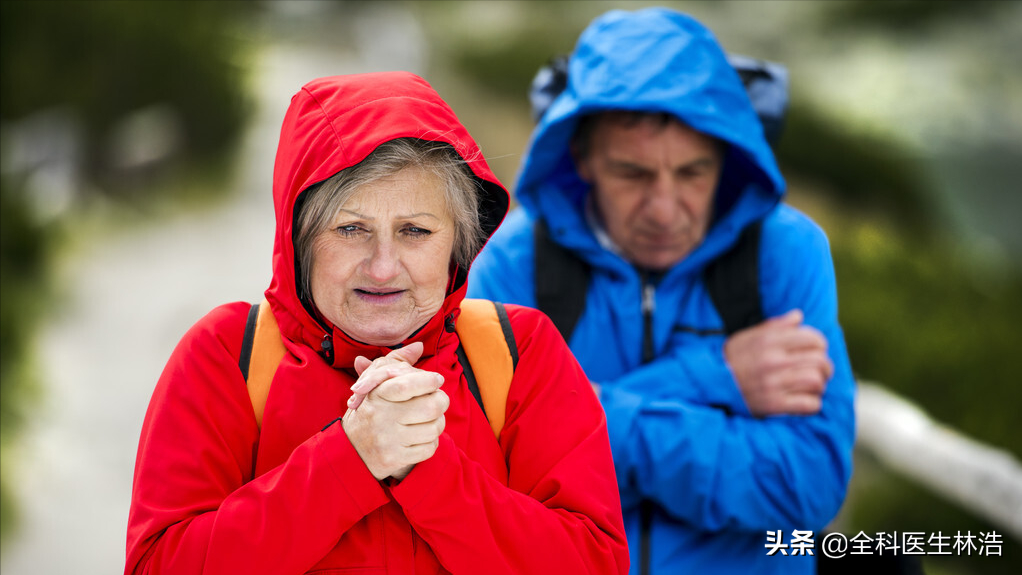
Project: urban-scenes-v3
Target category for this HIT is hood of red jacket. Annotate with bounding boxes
[264,72,509,368]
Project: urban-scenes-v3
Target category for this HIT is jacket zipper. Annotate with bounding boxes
[641,274,656,364]
[639,271,656,575]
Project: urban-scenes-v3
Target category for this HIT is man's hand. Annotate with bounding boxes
[342,342,449,481]
[724,309,833,417]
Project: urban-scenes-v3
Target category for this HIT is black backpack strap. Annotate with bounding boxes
[456,300,518,423]
[456,345,484,418]
[239,302,260,381]
[533,218,591,343]
[493,302,519,369]
[703,220,765,335]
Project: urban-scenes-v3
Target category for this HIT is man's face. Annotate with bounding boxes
[575,116,724,271]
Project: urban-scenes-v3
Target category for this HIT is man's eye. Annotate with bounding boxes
[615,169,651,182]
[680,164,717,180]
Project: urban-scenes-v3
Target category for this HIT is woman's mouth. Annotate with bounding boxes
[354,288,405,303]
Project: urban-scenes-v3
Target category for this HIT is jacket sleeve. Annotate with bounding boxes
[602,217,856,533]
[125,303,390,575]
[389,306,629,574]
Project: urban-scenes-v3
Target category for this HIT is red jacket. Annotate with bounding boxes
[125,72,628,574]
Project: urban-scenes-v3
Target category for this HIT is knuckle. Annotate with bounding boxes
[804,396,823,414]
[378,451,397,470]
[809,377,826,394]
[763,352,787,371]
[427,403,443,421]
[359,400,377,418]
[761,372,782,391]
[435,389,450,411]
[381,377,408,398]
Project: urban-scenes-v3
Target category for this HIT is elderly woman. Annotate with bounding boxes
[124,72,628,574]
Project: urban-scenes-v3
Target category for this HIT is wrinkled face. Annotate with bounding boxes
[575,117,724,271]
[310,167,455,346]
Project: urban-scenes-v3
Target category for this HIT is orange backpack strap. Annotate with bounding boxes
[455,299,519,439]
[239,298,286,428]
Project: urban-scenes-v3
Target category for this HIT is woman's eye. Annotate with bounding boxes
[336,225,363,237]
[403,226,433,237]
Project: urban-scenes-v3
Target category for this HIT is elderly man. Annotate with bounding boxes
[468,7,855,575]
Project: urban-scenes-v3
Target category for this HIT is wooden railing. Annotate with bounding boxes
[855,382,1022,541]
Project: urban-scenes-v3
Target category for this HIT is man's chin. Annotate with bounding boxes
[627,247,690,272]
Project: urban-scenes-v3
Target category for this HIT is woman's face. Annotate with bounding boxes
[309,166,456,346]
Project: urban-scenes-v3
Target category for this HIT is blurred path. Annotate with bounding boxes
[0,6,425,574]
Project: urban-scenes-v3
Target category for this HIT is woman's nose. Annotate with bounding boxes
[364,239,400,282]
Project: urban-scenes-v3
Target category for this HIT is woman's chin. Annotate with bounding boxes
[350,331,405,347]
[334,306,438,347]
[341,322,412,347]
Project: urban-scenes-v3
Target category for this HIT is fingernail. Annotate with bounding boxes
[436,373,444,385]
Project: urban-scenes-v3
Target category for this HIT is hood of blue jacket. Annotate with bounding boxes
[516,7,786,276]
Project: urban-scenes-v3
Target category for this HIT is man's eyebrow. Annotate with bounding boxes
[606,159,654,171]
[679,157,719,170]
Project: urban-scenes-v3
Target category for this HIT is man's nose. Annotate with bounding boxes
[643,174,681,226]
[364,238,400,282]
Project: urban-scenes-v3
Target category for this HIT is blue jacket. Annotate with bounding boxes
[468,8,855,575]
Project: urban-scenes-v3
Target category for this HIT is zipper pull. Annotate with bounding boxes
[641,278,656,364]
[642,282,656,315]
[321,333,334,363]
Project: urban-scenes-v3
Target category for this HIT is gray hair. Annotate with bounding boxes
[293,138,483,301]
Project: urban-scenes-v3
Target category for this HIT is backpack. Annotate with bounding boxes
[238,298,518,439]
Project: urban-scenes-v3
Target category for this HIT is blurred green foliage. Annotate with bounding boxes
[1,0,252,196]
[434,0,582,104]
[834,223,1022,457]
[0,179,55,548]
[777,101,940,237]
[822,0,1010,33]
[0,0,253,545]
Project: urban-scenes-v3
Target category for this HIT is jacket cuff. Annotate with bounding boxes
[674,343,752,417]
[388,434,458,511]
[318,424,391,516]
[599,386,643,491]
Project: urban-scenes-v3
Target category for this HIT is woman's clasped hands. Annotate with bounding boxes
[342,341,450,481]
